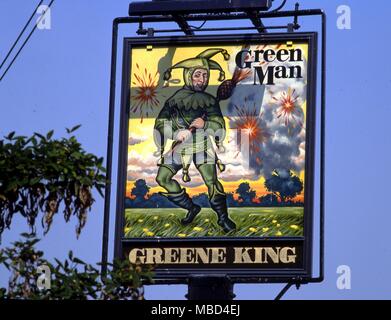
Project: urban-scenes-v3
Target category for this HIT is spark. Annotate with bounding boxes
[229,104,270,157]
[254,43,283,66]
[273,88,303,128]
[131,64,160,123]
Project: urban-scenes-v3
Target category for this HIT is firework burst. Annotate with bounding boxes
[273,88,303,128]
[229,103,270,164]
[131,64,160,122]
[254,43,283,66]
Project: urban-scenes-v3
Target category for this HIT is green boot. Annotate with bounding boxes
[210,193,236,233]
[162,189,201,225]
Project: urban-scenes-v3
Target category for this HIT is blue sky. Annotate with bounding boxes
[0,0,390,299]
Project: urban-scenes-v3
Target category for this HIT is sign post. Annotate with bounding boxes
[103,1,326,300]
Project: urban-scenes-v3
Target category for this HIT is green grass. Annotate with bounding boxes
[124,207,304,238]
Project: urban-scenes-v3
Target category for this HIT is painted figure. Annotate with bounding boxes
[154,49,236,233]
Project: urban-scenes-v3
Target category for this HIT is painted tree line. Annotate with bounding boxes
[127,169,304,208]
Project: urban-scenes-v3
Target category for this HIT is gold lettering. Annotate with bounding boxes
[145,248,163,264]
[164,248,180,264]
[264,247,280,263]
[179,248,195,264]
[234,247,253,263]
[253,247,265,263]
[194,248,210,264]
[129,246,298,265]
[210,248,226,263]
[280,247,296,263]
[129,248,145,264]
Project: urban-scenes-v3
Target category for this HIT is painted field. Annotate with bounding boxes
[124,207,304,238]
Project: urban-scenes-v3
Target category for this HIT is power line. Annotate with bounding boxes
[0,0,55,82]
[0,0,44,71]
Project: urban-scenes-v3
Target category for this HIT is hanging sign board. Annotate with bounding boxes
[115,33,317,282]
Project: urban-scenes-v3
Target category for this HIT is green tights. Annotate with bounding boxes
[156,164,224,197]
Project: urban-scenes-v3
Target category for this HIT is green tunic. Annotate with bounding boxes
[154,87,226,167]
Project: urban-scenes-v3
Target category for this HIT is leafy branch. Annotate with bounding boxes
[0,233,153,300]
[0,127,106,238]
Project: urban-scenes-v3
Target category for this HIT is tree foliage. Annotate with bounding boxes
[264,169,304,203]
[235,182,257,205]
[0,129,153,300]
[0,233,153,300]
[125,179,304,208]
[259,193,279,205]
[131,179,150,201]
[0,127,106,238]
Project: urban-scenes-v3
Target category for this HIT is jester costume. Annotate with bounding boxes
[154,49,236,233]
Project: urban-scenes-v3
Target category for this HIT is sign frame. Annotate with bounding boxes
[114,32,318,284]
[129,0,273,16]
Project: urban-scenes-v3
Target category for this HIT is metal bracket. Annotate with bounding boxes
[172,14,194,35]
[131,1,294,35]
[246,10,268,33]
[275,277,304,300]
[136,21,155,37]
[292,3,301,30]
[186,275,235,300]
[286,3,301,33]
[131,2,300,37]
[147,28,155,37]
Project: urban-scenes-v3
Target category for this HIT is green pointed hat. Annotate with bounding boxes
[163,48,230,83]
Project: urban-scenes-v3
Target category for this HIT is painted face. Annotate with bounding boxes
[191,68,209,92]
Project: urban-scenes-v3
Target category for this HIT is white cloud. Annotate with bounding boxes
[128,134,148,146]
